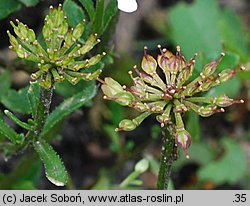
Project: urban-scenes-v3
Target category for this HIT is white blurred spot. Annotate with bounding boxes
[117,0,138,13]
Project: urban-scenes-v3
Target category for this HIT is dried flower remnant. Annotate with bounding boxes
[8,5,105,89]
[101,45,244,158]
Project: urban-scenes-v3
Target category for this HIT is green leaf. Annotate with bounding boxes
[93,0,104,35]
[63,0,86,27]
[14,159,42,185]
[55,80,95,98]
[173,142,215,171]
[33,139,68,186]
[206,52,241,98]
[206,77,241,99]
[41,81,96,138]
[0,118,24,144]
[108,102,124,126]
[91,169,111,189]
[4,110,32,131]
[103,124,120,153]
[186,112,200,142]
[198,138,247,185]
[0,0,21,20]
[146,155,159,176]
[215,52,239,73]
[1,87,31,114]
[17,0,39,7]
[168,0,222,70]
[27,82,40,118]
[120,159,149,188]
[79,0,95,21]
[101,0,118,36]
[12,181,36,189]
[0,70,11,100]
[218,9,249,62]
[238,71,250,81]
[150,124,161,140]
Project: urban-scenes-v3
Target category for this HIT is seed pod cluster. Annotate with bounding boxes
[101,46,244,157]
[8,5,105,89]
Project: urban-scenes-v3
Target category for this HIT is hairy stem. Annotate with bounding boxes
[33,86,53,139]
[157,123,177,189]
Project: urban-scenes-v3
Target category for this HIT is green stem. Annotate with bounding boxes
[33,86,53,140]
[119,171,140,188]
[157,123,177,190]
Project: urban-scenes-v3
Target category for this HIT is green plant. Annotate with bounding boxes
[0,0,41,20]
[101,45,244,189]
[0,5,109,188]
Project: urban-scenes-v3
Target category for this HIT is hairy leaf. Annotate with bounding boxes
[41,81,96,137]
[0,118,24,144]
[55,80,95,98]
[1,87,31,114]
[33,139,68,186]
[27,82,40,118]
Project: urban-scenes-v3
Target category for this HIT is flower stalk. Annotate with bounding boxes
[6,5,105,186]
[157,123,177,189]
[34,85,54,137]
[101,45,244,189]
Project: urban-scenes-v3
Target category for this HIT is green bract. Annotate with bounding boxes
[101,46,244,157]
[8,5,105,89]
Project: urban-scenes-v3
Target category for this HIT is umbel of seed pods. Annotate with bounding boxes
[7,5,105,89]
[101,45,244,158]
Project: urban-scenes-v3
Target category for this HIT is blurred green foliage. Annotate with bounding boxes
[198,138,247,185]
[0,0,249,189]
[0,0,40,20]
